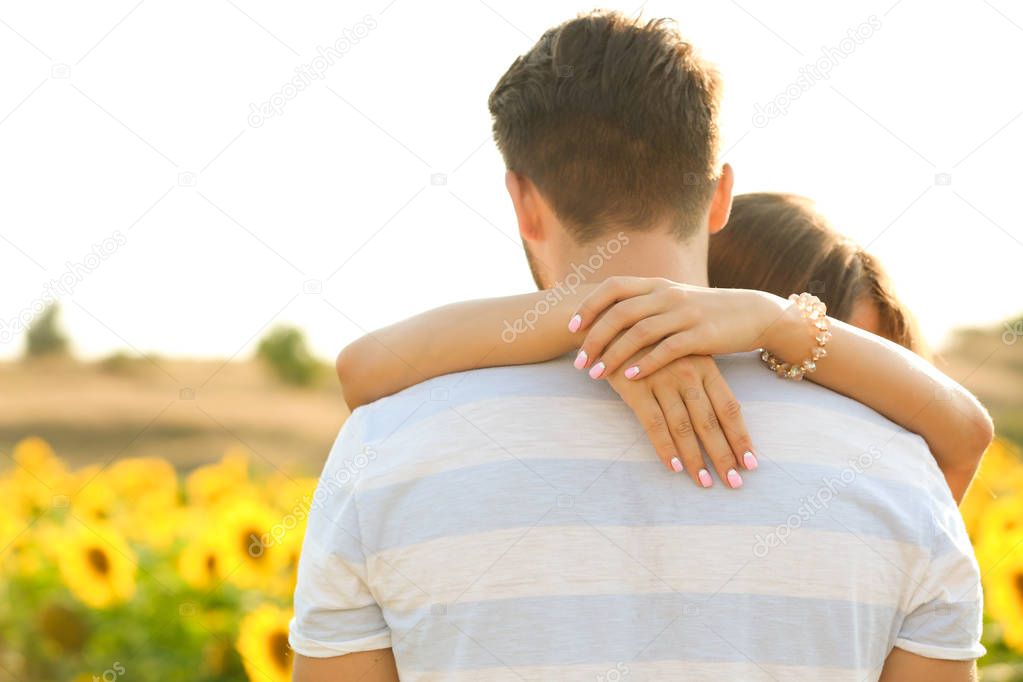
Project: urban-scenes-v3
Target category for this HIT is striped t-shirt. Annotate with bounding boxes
[290,352,984,681]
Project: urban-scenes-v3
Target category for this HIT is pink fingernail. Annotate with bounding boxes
[698,469,712,488]
[568,314,582,333]
[624,366,640,379]
[573,349,587,369]
[743,451,758,470]
[727,469,743,488]
[670,457,683,473]
[588,362,606,379]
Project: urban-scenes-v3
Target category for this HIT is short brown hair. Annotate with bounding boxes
[709,193,925,355]
[488,11,722,243]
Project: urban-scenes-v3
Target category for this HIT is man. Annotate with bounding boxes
[291,11,983,681]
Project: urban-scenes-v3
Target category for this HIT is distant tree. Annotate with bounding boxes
[256,325,321,386]
[25,303,69,358]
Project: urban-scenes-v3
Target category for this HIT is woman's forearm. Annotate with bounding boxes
[337,287,591,409]
[765,309,993,502]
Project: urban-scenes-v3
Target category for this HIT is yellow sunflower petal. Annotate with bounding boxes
[236,604,293,682]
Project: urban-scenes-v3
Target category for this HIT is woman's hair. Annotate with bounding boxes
[709,192,924,354]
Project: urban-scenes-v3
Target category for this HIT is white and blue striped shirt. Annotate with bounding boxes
[291,352,984,681]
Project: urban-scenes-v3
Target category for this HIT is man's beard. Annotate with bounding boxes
[522,239,547,290]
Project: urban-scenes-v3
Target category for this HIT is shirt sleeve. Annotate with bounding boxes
[893,499,986,660]
[289,410,391,657]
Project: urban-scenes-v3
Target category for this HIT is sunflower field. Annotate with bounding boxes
[2,436,1023,680]
[0,437,311,681]
[961,438,1023,679]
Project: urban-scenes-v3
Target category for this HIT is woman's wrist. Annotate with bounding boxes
[759,293,818,364]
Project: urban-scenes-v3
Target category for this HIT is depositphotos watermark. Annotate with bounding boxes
[501,231,632,343]
[248,15,378,128]
[595,662,630,682]
[752,15,882,128]
[0,230,127,346]
[1003,319,1022,345]
[249,446,378,557]
[752,445,882,558]
[93,661,125,682]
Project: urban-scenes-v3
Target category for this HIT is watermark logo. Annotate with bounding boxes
[596,663,630,682]
[0,230,128,346]
[251,446,378,554]
[752,445,882,557]
[1003,319,1022,345]
[93,662,125,682]
[752,15,882,128]
[501,231,631,343]
[248,15,378,127]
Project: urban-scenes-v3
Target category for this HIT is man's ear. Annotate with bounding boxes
[505,170,544,242]
[707,163,734,235]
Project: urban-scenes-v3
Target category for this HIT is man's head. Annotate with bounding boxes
[488,11,733,288]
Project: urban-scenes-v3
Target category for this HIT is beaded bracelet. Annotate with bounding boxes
[761,292,831,380]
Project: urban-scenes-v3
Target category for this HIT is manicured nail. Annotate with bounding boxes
[727,469,743,488]
[588,362,606,379]
[743,451,758,470]
[670,457,683,473]
[624,366,641,379]
[698,469,713,488]
[573,349,587,370]
[568,314,582,333]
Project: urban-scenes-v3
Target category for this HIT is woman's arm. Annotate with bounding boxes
[570,277,994,502]
[764,312,992,502]
[336,288,590,409]
[337,282,769,484]
[337,283,761,488]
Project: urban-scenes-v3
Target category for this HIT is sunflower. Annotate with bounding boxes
[112,498,187,551]
[179,534,225,589]
[264,473,317,514]
[213,498,284,589]
[57,523,136,608]
[0,505,35,575]
[236,604,293,682]
[68,465,116,522]
[69,462,181,550]
[269,521,305,598]
[987,544,1023,652]
[186,448,251,508]
[975,495,1023,575]
[106,456,178,508]
[961,439,1023,539]
[11,436,71,516]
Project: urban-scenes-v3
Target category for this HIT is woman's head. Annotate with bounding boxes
[709,192,923,354]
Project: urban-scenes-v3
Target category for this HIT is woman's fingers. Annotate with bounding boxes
[703,370,758,471]
[652,385,706,488]
[574,296,665,376]
[620,388,685,473]
[590,313,681,377]
[569,276,659,334]
[680,370,744,489]
[621,332,695,379]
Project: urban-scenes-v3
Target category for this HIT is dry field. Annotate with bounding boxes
[0,356,349,475]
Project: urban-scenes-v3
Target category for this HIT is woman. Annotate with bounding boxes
[336,193,992,501]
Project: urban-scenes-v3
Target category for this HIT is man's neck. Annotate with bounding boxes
[553,230,709,288]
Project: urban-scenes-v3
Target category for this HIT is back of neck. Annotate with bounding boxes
[555,230,708,287]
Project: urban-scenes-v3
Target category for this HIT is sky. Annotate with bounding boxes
[1,0,1021,362]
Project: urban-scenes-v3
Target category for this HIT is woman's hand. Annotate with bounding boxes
[568,276,793,380]
[606,354,757,488]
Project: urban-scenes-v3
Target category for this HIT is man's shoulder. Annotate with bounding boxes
[349,355,618,442]
[353,351,927,456]
[715,353,905,426]
[717,353,954,494]
[348,352,940,476]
